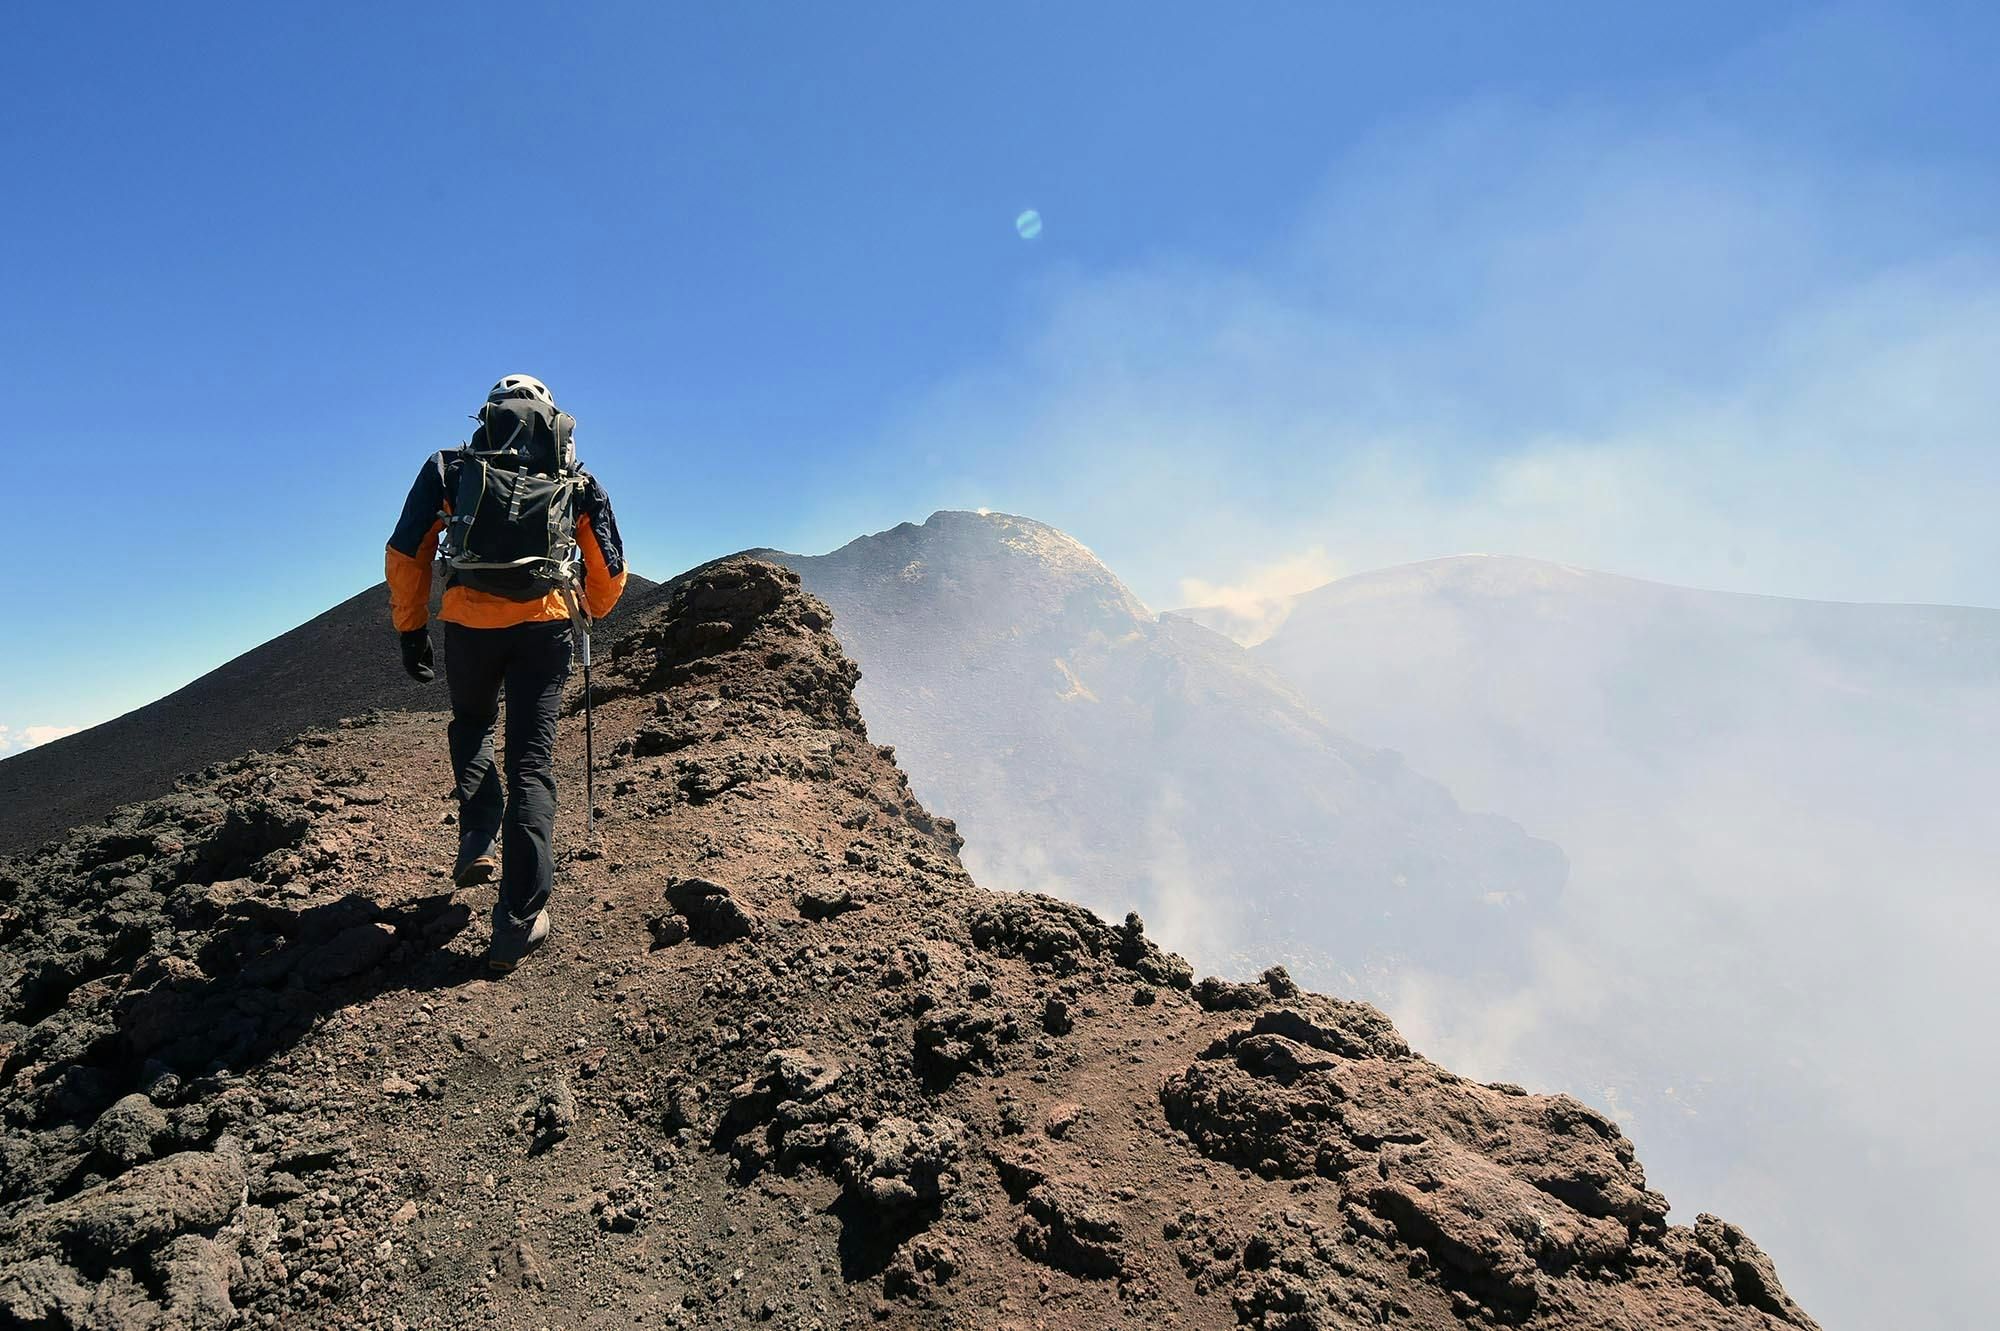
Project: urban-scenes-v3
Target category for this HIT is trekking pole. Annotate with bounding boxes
[580,625,596,847]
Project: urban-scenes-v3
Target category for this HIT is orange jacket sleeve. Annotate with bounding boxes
[576,472,628,621]
[386,453,450,633]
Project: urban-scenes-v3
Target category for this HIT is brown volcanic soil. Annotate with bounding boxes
[0,559,1816,1331]
[0,577,659,857]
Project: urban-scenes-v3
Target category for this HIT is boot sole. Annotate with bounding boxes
[454,858,498,888]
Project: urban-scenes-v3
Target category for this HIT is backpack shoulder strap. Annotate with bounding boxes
[554,411,577,473]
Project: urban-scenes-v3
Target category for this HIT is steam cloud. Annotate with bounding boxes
[877,97,2000,1331]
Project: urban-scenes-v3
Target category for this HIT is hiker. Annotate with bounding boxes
[385,374,627,971]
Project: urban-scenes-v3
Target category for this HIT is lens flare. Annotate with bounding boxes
[1015,209,1043,240]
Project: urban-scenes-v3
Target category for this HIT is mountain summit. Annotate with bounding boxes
[765,511,1567,993]
[0,557,1814,1329]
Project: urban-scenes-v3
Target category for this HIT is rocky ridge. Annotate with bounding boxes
[0,558,1816,1330]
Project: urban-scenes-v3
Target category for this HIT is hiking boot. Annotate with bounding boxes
[486,907,551,975]
[453,843,498,887]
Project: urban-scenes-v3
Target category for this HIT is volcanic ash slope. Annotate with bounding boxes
[0,558,1816,1331]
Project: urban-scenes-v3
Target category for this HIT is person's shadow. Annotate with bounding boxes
[35,886,483,1133]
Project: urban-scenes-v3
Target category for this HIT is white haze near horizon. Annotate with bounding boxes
[875,105,2000,1330]
[0,724,83,759]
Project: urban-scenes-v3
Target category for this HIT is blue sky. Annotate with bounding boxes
[6,1,1998,744]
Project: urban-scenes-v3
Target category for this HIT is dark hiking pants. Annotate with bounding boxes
[443,620,573,928]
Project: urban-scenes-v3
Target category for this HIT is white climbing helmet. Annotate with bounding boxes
[487,374,555,407]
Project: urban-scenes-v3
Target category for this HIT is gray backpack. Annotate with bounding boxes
[442,398,585,602]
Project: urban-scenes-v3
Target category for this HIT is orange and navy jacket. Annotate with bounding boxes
[386,450,628,632]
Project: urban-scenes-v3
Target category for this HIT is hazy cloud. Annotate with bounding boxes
[1176,546,1342,645]
[0,723,82,757]
[899,105,2000,614]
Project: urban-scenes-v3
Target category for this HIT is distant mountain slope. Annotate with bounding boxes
[1232,554,2000,1331]
[764,512,1567,992]
[0,557,1816,1330]
[0,576,656,855]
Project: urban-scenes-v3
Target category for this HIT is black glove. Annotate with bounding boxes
[400,628,435,683]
